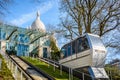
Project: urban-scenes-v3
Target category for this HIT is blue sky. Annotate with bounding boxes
[3,0,119,61]
[4,0,60,28]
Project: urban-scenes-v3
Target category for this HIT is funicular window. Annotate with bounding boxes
[77,38,82,52]
[77,36,90,53]
[83,37,90,49]
[72,41,76,54]
[67,44,71,56]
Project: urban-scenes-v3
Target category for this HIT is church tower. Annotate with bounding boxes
[31,11,46,33]
[30,11,51,58]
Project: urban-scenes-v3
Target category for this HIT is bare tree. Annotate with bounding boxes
[60,0,120,36]
[59,0,120,54]
[105,31,120,54]
[0,0,13,16]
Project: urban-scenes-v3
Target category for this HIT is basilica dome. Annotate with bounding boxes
[31,11,46,33]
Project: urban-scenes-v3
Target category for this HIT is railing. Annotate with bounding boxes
[0,50,34,80]
[38,57,93,80]
[7,55,34,80]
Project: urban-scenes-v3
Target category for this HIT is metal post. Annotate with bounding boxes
[28,52,29,57]
[0,59,2,71]
[6,57,8,66]
[8,59,10,69]
[82,73,84,80]
[15,65,18,80]
[53,61,55,71]
[69,67,71,80]
[11,61,13,73]
[110,70,112,80]
[32,54,34,59]
[60,64,62,75]
[71,68,73,80]
[10,60,11,69]
[7,58,9,67]
[48,61,49,68]
[21,71,23,80]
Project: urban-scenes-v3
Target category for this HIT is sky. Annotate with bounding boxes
[4,0,60,28]
[3,0,120,61]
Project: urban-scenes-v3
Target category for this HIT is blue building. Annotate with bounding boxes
[0,11,52,58]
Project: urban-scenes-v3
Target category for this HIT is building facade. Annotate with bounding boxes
[0,11,51,58]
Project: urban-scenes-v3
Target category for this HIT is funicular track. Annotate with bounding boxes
[9,55,55,80]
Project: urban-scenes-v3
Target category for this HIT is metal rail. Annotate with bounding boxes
[8,55,34,80]
[39,58,59,68]
[39,57,93,80]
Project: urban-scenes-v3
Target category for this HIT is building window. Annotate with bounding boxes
[67,44,71,56]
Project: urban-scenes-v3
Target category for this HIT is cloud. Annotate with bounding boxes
[10,1,53,27]
[10,12,35,26]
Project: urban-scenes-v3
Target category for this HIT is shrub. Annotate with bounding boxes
[0,54,14,80]
[105,65,120,80]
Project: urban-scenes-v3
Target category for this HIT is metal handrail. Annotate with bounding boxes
[39,58,59,68]
[8,55,34,80]
[0,51,34,80]
[38,57,93,80]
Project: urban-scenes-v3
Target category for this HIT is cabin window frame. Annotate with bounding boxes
[77,36,90,53]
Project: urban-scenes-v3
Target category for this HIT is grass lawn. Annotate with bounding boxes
[0,54,14,80]
[22,57,79,80]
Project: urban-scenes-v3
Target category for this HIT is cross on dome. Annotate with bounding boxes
[37,11,40,18]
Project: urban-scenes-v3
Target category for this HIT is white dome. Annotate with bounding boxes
[31,11,46,33]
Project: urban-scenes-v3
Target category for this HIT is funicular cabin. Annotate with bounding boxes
[59,33,109,79]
